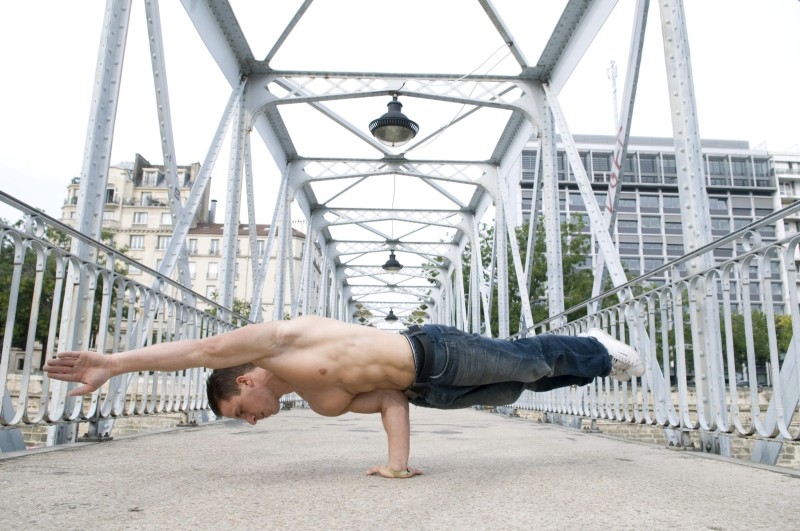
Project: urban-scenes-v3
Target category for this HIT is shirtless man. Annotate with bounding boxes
[43,315,643,479]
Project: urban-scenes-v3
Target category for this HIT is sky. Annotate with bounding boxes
[1,0,798,225]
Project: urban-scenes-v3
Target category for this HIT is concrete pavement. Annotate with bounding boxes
[1,407,798,530]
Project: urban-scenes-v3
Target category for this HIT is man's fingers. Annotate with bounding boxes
[366,465,423,478]
[44,357,78,369]
[68,384,96,397]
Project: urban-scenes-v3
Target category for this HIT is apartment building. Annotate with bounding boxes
[519,135,799,313]
[61,154,317,318]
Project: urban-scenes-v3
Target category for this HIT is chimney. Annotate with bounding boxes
[209,200,217,223]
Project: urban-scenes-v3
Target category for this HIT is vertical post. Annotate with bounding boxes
[540,107,565,324]
[49,0,132,446]
[495,201,510,337]
[272,186,291,321]
[659,0,725,428]
[220,90,247,313]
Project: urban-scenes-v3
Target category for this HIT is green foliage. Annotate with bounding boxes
[452,216,595,334]
[353,303,373,325]
[404,305,428,326]
[722,309,793,367]
[203,290,252,319]
[0,229,64,358]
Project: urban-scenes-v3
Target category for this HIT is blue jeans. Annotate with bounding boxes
[406,325,612,409]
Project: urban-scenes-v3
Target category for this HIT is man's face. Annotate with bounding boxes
[217,369,281,425]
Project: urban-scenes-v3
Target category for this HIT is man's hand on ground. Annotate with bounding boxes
[366,465,423,479]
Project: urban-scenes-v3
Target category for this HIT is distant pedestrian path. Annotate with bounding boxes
[1,408,797,530]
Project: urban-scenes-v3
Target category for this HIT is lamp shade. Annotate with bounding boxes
[382,250,403,272]
[385,309,399,322]
[369,96,419,147]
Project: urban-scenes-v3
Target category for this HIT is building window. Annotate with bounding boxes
[708,197,728,211]
[142,170,159,186]
[207,262,219,280]
[621,257,640,274]
[730,158,749,176]
[188,238,199,254]
[640,195,659,210]
[210,239,219,255]
[105,188,116,204]
[188,262,196,279]
[141,192,152,206]
[618,197,636,210]
[667,243,684,255]
[257,239,265,256]
[711,218,730,232]
[132,212,148,225]
[129,235,144,249]
[662,156,676,174]
[643,241,663,253]
[206,285,216,299]
[102,211,115,221]
[662,195,681,211]
[160,213,172,226]
[641,216,661,230]
[592,153,611,172]
[617,219,638,232]
[569,192,584,208]
[157,236,170,250]
[522,153,537,170]
[594,192,607,207]
[618,241,639,254]
[644,258,663,273]
[639,155,656,173]
[665,222,682,234]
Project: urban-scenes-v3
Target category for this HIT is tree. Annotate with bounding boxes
[353,303,374,325]
[421,216,594,335]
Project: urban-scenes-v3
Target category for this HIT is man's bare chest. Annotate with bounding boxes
[295,386,355,417]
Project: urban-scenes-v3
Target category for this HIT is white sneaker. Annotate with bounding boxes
[585,328,644,381]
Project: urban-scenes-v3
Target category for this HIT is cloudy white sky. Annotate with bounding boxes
[1,1,798,224]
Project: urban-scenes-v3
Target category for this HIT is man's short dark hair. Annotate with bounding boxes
[206,363,258,416]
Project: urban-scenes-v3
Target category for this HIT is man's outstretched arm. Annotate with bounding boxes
[43,320,286,396]
[346,389,422,479]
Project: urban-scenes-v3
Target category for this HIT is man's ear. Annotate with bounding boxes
[235,374,252,388]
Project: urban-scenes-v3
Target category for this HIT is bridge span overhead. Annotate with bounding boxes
[1,0,800,481]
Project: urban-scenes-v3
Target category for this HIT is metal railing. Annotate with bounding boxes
[511,200,800,460]
[4,187,800,462]
[1,192,249,449]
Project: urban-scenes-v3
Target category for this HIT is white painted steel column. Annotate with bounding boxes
[659,0,725,428]
[540,107,565,325]
[49,0,132,446]
[250,169,289,322]
[272,184,292,321]
[298,225,317,316]
[220,91,247,312]
[496,167,535,331]
[495,201,510,337]
[144,0,192,290]
[242,135,260,309]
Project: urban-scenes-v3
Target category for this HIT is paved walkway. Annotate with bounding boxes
[1,407,798,530]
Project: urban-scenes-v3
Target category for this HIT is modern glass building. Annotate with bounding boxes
[519,135,798,311]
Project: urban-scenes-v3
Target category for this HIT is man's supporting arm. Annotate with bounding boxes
[346,389,422,478]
